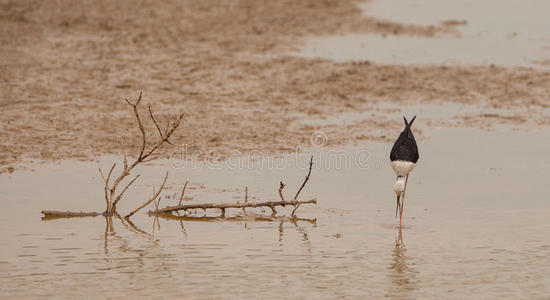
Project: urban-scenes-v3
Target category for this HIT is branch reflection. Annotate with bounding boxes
[153,212,316,247]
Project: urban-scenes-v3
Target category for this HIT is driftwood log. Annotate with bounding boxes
[150,199,317,216]
[41,210,101,220]
[148,156,316,217]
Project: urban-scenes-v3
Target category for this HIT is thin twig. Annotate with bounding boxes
[294,155,313,200]
[242,186,248,215]
[141,113,184,160]
[291,156,313,216]
[178,181,189,206]
[125,172,169,218]
[125,92,146,160]
[148,103,175,145]
[118,137,129,170]
[113,174,140,208]
[99,163,116,211]
[278,181,286,201]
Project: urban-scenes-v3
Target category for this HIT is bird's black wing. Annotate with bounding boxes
[390,132,419,163]
[410,136,419,163]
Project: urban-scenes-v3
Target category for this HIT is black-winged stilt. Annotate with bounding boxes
[390,116,419,227]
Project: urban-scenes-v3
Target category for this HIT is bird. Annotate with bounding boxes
[390,116,419,227]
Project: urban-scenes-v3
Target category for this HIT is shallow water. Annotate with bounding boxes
[296,0,550,68]
[1,128,550,298]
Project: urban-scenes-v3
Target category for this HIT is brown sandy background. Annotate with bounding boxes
[1,0,549,173]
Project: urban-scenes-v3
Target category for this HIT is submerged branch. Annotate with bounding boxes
[41,210,101,220]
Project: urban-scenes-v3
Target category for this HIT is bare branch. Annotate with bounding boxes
[124,91,142,106]
[148,103,175,146]
[142,155,161,163]
[125,95,146,160]
[151,156,317,217]
[163,118,171,136]
[294,155,313,200]
[98,168,106,181]
[141,112,184,160]
[106,93,183,214]
[120,138,128,170]
[152,198,317,215]
[99,163,116,210]
[43,92,186,218]
[278,181,286,201]
[178,181,189,206]
[113,174,140,208]
[148,103,163,137]
[106,163,116,183]
[125,172,169,218]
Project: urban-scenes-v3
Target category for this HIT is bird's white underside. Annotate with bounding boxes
[391,160,416,177]
[393,177,406,196]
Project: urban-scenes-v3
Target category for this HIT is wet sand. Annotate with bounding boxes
[2,128,550,298]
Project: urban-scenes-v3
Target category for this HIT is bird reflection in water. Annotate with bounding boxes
[387,228,419,299]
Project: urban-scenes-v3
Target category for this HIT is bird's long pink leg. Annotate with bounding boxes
[399,174,409,227]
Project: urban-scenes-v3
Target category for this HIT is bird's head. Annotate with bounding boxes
[393,176,406,197]
[402,115,417,138]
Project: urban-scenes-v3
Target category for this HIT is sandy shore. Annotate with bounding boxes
[1,0,549,173]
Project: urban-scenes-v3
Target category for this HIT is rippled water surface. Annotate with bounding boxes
[1,128,550,298]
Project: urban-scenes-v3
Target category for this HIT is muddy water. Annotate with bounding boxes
[1,128,550,298]
[297,0,550,68]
